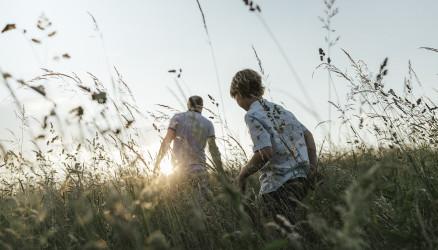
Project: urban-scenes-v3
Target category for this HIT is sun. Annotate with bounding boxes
[159,158,174,176]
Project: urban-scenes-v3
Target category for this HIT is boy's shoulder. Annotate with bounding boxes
[245,108,261,122]
[244,105,268,127]
[246,99,276,117]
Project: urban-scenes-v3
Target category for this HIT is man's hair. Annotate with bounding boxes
[230,69,264,98]
[187,95,203,109]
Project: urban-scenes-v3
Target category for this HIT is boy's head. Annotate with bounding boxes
[187,95,203,112]
[230,69,264,99]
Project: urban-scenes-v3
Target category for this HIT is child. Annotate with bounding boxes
[230,69,318,223]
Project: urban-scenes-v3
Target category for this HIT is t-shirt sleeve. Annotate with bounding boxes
[245,115,272,153]
[287,110,307,132]
[168,115,179,131]
[208,121,215,138]
[298,120,307,132]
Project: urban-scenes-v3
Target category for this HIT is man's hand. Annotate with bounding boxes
[237,174,247,192]
[207,137,225,177]
[154,129,175,174]
[153,161,161,175]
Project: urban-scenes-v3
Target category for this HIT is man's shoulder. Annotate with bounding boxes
[200,115,214,127]
[172,112,186,118]
[188,112,213,127]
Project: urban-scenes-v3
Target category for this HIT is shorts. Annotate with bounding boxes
[260,177,310,225]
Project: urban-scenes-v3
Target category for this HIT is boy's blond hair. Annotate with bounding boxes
[230,69,264,98]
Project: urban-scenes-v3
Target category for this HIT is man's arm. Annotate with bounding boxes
[304,129,317,169]
[154,129,175,173]
[207,137,225,176]
[237,146,273,192]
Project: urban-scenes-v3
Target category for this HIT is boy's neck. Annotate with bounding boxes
[244,97,262,111]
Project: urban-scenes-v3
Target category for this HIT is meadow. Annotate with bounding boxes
[1,1,438,250]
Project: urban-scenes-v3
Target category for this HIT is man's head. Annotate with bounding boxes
[230,69,264,110]
[187,95,204,112]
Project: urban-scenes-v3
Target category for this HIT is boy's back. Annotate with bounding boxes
[245,99,309,194]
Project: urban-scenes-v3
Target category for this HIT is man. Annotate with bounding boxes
[154,95,224,203]
[230,69,318,223]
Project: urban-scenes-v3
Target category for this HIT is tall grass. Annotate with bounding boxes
[2,50,438,249]
[1,3,438,250]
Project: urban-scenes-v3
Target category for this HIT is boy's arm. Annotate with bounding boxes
[207,137,225,176]
[304,129,317,169]
[154,129,175,173]
[237,146,273,192]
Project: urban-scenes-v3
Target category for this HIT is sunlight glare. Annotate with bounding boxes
[159,158,174,176]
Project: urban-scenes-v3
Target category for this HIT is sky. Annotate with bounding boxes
[1,0,437,160]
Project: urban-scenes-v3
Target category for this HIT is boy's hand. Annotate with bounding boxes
[237,174,247,192]
[307,164,324,190]
[307,164,317,180]
[236,147,272,193]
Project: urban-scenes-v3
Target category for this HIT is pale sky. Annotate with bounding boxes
[1,0,437,158]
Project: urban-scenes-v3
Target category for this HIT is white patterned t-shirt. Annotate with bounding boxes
[245,99,309,194]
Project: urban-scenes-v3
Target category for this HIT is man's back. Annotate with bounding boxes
[168,110,215,172]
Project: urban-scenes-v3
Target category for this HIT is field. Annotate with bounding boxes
[1,1,438,249]
[1,54,437,249]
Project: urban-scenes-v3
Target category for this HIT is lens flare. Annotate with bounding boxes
[159,158,174,176]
